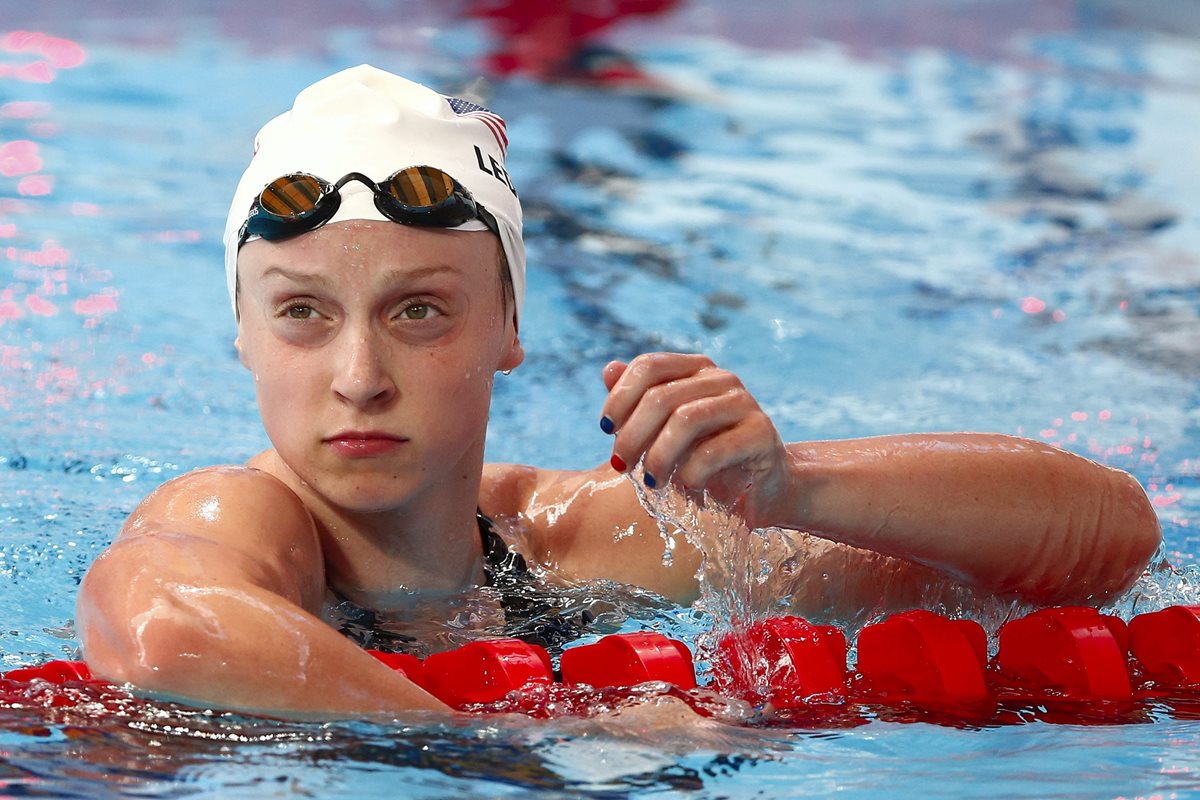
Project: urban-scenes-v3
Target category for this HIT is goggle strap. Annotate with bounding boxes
[241,168,491,243]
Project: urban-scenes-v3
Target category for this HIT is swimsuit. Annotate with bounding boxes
[329,512,595,657]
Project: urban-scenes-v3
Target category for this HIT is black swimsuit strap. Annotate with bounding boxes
[331,511,585,657]
[476,510,530,586]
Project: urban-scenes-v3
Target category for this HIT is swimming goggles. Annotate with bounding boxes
[237,166,498,245]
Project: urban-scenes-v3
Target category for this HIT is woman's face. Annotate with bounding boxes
[235,220,523,513]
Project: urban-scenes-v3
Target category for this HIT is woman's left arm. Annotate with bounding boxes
[597,353,1161,605]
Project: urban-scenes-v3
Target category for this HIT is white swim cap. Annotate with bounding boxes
[222,64,524,323]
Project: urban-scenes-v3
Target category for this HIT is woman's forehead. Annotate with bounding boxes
[239,221,500,281]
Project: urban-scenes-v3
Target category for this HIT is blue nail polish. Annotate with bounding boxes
[600,416,615,435]
[644,472,657,488]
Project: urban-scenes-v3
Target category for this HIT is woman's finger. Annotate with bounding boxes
[638,390,755,487]
[673,412,781,492]
[599,353,715,434]
[609,369,741,478]
[602,360,628,393]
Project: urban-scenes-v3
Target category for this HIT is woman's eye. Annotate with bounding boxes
[402,304,434,320]
[286,305,315,320]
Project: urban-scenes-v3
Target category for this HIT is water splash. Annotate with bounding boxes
[627,463,810,690]
[1108,550,1200,619]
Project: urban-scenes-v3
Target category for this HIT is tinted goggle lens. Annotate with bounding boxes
[385,165,458,208]
[239,166,487,244]
[259,173,327,216]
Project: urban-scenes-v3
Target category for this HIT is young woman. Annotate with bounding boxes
[75,65,1160,716]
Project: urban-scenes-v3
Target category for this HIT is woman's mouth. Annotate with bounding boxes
[324,431,408,458]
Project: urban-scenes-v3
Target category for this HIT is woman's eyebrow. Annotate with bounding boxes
[259,266,334,286]
[379,264,464,283]
[260,265,464,285]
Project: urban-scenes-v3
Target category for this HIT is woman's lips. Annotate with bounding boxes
[324,432,407,458]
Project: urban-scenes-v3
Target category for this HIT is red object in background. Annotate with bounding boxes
[713,616,847,708]
[1128,605,1200,689]
[421,639,554,707]
[994,606,1131,701]
[856,610,990,705]
[466,0,679,85]
[560,632,696,690]
[366,649,428,689]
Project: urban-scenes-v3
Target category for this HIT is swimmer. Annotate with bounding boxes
[75,65,1161,716]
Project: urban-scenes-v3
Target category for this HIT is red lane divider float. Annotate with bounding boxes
[8,606,1200,719]
[993,606,1131,704]
[712,616,846,708]
[561,631,696,690]
[3,659,94,684]
[421,638,553,707]
[1128,605,1200,689]
[855,610,990,707]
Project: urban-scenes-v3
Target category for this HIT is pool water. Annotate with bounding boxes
[2,0,1200,796]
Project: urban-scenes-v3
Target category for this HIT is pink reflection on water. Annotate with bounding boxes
[24,293,57,316]
[73,291,119,317]
[0,101,50,118]
[0,140,42,176]
[0,345,24,368]
[0,224,15,237]
[1,31,86,68]
[70,202,101,216]
[3,240,71,266]
[1020,296,1046,314]
[0,31,87,84]
[16,174,52,195]
[149,230,202,244]
[0,61,54,82]
[0,299,23,321]
[1153,492,1183,508]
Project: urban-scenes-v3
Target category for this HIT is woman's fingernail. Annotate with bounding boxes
[611,454,627,472]
[600,416,615,435]
[643,472,657,488]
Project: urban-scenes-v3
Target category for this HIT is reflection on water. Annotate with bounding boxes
[0,686,789,796]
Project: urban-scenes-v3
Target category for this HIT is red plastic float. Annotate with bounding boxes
[420,638,554,707]
[1128,605,1200,689]
[855,610,990,705]
[560,632,696,690]
[3,659,94,684]
[712,616,846,708]
[994,606,1131,702]
[366,650,427,688]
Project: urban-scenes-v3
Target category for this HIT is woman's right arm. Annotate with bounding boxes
[75,467,447,716]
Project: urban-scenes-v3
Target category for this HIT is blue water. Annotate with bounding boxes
[2,0,1200,796]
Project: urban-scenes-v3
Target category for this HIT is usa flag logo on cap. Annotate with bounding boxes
[446,97,508,156]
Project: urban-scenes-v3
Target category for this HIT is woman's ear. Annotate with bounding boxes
[235,334,250,369]
[499,332,524,373]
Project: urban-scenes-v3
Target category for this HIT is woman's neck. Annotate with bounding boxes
[249,449,488,600]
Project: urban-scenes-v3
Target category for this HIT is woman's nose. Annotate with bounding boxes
[331,330,397,408]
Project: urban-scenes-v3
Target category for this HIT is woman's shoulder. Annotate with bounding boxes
[479,462,542,519]
[123,461,316,544]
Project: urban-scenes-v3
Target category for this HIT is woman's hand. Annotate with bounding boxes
[599,353,794,528]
